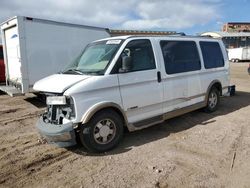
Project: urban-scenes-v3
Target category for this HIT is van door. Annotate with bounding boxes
[4,26,22,85]
[159,40,203,113]
[117,39,163,125]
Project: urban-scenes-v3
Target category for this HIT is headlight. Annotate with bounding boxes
[46,96,66,105]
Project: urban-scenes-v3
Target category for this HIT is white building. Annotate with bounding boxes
[201,31,250,49]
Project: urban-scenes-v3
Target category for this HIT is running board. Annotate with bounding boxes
[0,85,24,97]
[128,101,206,131]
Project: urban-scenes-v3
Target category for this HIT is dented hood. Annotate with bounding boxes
[33,74,91,93]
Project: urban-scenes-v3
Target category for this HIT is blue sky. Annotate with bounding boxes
[184,0,250,34]
[0,0,250,35]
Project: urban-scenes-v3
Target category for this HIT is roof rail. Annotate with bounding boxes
[169,32,186,36]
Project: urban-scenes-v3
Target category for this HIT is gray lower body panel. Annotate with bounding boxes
[36,117,77,147]
[128,101,206,131]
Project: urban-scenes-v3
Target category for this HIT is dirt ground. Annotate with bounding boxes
[0,63,250,188]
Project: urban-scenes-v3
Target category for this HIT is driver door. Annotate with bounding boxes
[116,39,164,125]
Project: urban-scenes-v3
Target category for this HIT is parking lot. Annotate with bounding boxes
[0,62,249,188]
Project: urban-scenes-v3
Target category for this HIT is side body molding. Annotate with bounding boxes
[80,80,224,132]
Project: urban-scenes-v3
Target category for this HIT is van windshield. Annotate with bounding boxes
[63,40,121,75]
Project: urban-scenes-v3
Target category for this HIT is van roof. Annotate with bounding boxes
[94,35,220,43]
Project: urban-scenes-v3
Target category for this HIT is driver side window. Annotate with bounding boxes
[112,39,156,73]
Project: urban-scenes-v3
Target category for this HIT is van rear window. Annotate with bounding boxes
[200,42,224,69]
[160,41,201,74]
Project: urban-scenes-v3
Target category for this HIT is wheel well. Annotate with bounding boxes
[211,82,222,96]
[89,107,127,127]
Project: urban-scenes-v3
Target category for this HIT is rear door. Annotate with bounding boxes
[0,46,5,82]
[4,26,22,84]
[117,39,164,124]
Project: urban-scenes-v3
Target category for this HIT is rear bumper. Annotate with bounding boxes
[228,85,236,96]
[223,85,236,96]
[36,117,77,147]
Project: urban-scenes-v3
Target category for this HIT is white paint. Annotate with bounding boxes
[33,74,91,93]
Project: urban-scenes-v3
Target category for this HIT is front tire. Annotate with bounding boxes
[204,87,220,113]
[79,110,124,152]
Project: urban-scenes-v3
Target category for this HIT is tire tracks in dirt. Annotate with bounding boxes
[0,111,42,125]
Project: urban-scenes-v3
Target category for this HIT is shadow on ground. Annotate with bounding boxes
[70,91,250,156]
[0,90,6,96]
[24,96,46,108]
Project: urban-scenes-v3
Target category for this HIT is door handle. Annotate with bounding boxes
[157,71,161,83]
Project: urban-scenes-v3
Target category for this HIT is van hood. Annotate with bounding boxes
[33,74,91,93]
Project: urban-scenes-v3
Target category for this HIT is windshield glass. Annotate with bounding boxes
[63,40,122,75]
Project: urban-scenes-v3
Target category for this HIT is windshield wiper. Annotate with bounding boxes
[63,69,84,75]
[81,70,104,75]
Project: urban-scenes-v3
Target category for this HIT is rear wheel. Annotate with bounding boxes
[204,87,220,113]
[79,110,124,152]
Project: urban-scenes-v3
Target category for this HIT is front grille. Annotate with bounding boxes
[43,96,75,125]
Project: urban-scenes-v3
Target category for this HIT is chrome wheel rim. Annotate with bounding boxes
[93,119,116,144]
[208,92,217,109]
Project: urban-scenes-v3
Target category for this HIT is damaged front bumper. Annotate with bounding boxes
[36,117,77,147]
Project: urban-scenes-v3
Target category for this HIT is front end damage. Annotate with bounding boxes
[36,95,78,147]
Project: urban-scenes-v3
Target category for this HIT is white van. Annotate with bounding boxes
[34,35,230,152]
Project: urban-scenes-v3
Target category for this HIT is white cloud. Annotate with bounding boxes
[0,0,221,31]
[122,0,221,30]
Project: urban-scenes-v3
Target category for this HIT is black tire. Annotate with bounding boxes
[204,87,220,113]
[79,110,124,152]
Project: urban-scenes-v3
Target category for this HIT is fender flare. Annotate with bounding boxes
[205,80,222,103]
[80,102,128,126]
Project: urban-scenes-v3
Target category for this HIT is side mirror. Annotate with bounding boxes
[119,56,132,73]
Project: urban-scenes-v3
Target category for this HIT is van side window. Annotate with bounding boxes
[200,41,224,69]
[113,39,156,73]
[160,41,201,74]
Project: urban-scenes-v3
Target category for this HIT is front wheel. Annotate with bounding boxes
[204,87,220,113]
[79,110,124,152]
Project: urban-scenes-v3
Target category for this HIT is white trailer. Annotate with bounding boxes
[228,47,250,62]
[0,16,110,96]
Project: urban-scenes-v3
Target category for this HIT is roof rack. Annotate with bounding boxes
[168,32,186,36]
